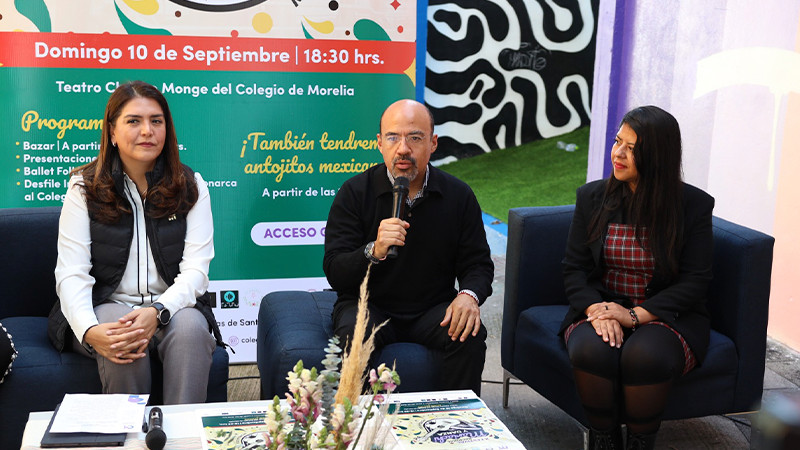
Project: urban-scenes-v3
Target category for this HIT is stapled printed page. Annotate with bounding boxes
[48,393,149,434]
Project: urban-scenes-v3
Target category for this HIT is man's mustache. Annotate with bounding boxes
[393,156,417,165]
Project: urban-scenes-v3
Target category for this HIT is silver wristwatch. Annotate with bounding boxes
[150,302,171,328]
[364,241,382,264]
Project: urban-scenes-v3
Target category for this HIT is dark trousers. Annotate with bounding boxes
[333,299,487,395]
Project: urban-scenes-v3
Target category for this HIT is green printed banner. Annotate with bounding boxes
[1,0,418,362]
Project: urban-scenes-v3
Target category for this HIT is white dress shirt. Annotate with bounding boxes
[55,172,214,342]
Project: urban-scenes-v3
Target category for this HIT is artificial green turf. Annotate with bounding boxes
[439,126,590,223]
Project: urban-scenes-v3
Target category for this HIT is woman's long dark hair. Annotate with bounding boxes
[75,81,197,223]
[588,105,684,276]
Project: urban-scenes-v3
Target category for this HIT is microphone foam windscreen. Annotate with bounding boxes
[145,428,167,450]
[394,176,410,190]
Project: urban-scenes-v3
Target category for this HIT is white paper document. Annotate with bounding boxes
[48,393,150,433]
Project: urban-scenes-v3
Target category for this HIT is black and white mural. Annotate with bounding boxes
[425,0,599,162]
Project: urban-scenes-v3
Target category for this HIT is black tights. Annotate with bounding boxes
[566,322,686,434]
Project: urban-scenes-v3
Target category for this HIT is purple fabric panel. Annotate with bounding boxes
[604,0,631,178]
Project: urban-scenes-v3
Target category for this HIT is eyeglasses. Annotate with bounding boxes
[382,134,427,147]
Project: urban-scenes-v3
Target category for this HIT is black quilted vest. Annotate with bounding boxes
[48,156,223,351]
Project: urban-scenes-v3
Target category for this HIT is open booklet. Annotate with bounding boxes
[196,390,523,450]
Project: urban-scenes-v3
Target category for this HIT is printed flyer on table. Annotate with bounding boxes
[388,392,525,450]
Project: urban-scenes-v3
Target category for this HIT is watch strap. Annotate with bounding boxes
[364,241,382,264]
[151,302,170,327]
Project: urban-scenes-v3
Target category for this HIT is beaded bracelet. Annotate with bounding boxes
[629,308,640,330]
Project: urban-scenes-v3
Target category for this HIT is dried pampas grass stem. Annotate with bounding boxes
[335,263,387,405]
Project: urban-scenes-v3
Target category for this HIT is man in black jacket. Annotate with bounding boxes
[323,99,493,394]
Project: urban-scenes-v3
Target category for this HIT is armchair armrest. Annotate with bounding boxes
[257,290,336,399]
[0,207,61,319]
[501,205,574,371]
[707,216,774,411]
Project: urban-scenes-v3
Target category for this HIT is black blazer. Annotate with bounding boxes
[559,179,715,364]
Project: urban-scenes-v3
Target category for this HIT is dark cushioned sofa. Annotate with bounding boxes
[501,205,775,425]
[257,290,443,399]
[0,207,229,449]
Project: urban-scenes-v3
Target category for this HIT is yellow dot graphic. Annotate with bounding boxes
[16,168,20,172]
[16,155,20,159]
[252,13,273,34]
[17,182,20,186]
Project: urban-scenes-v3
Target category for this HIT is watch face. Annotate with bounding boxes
[159,308,171,325]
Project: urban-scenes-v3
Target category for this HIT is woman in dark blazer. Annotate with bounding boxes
[560,106,714,450]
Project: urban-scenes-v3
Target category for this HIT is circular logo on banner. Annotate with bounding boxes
[168,0,268,12]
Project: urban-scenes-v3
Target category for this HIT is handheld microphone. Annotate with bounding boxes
[145,407,166,450]
[386,176,409,259]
